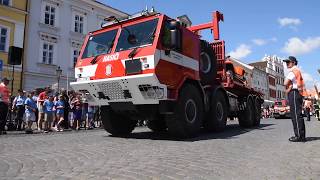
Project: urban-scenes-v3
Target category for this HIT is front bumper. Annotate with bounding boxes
[70,74,167,106]
[274,111,291,118]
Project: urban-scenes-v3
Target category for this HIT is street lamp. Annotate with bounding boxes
[56,66,62,93]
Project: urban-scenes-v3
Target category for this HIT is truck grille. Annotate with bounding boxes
[97,82,125,100]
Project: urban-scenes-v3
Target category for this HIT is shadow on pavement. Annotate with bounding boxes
[306,137,320,142]
[108,123,275,142]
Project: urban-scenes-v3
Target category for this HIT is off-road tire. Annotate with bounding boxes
[239,96,255,128]
[204,90,228,132]
[165,84,204,138]
[100,106,137,136]
[253,96,262,126]
[200,40,217,85]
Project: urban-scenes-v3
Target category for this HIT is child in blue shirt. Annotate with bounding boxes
[24,92,37,133]
[54,95,65,132]
[43,95,54,133]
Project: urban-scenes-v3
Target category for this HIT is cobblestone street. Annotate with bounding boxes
[0,118,320,180]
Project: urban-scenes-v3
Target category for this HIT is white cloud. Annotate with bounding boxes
[278,17,301,27]
[229,44,251,59]
[252,37,278,46]
[252,39,267,46]
[282,37,320,55]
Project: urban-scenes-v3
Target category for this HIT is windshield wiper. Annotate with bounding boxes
[90,55,100,64]
[128,47,138,59]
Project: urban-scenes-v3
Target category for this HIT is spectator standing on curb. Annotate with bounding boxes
[82,96,88,128]
[71,94,82,130]
[37,87,49,132]
[86,105,94,129]
[43,95,55,133]
[12,89,26,130]
[54,95,65,131]
[24,92,37,134]
[61,90,70,129]
[0,78,10,135]
[304,97,312,121]
[284,56,307,142]
[32,90,39,128]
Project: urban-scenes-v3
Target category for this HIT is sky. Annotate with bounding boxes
[100,0,320,89]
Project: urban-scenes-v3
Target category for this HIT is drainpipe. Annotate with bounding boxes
[20,0,29,90]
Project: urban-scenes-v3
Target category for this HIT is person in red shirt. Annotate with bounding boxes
[37,87,49,131]
[0,78,10,135]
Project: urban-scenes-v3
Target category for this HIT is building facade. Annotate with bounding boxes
[0,0,28,94]
[23,0,127,91]
[262,55,285,100]
[249,61,276,101]
[252,67,269,100]
[250,55,285,102]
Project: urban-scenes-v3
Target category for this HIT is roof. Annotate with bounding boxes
[229,57,254,71]
[249,61,267,69]
[91,0,128,17]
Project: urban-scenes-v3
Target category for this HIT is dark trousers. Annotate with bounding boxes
[15,105,25,130]
[63,109,69,129]
[288,90,305,139]
[305,108,311,121]
[0,102,9,131]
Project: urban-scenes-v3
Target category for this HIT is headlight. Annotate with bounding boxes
[139,84,164,99]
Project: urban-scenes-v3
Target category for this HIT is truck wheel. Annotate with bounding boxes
[165,84,204,138]
[100,106,137,136]
[204,90,228,132]
[147,115,167,132]
[200,40,217,85]
[253,96,261,126]
[238,96,255,128]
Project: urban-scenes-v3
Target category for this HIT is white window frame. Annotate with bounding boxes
[41,2,59,27]
[39,40,57,65]
[72,11,86,34]
[0,25,10,52]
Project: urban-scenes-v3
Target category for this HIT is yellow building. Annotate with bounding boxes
[0,0,28,95]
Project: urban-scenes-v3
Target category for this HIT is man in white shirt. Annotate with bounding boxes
[283,56,306,142]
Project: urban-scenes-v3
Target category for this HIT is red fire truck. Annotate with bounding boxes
[70,9,263,138]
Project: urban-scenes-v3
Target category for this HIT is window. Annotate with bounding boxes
[42,42,54,64]
[44,4,56,26]
[82,29,118,59]
[0,27,8,51]
[74,14,84,33]
[116,18,159,51]
[0,0,9,6]
[72,49,80,67]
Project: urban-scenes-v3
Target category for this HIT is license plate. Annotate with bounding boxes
[125,59,142,75]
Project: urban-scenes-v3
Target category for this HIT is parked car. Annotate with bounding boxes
[274,100,290,119]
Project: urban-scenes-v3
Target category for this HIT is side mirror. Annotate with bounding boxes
[169,21,182,50]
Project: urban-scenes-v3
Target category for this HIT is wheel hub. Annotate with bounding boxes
[216,102,223,121]
[200,52,211,74]
[185,99,197,123]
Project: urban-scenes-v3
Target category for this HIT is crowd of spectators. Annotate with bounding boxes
[8,87,99,134]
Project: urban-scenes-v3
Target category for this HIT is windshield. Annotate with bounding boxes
[82,29,118,59]
[116,19,158,51]
[275,102,283,106]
